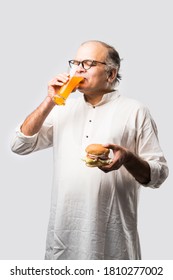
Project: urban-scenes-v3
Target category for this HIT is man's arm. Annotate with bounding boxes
[123,150,150,184]
[21,96,55,136]
[21,73,70,136]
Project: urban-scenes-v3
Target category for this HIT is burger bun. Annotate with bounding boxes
[84,144,112,167]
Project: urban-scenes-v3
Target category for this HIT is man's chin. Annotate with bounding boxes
[77,86,87,93]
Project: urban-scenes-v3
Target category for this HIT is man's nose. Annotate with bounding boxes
[75,63,86,72]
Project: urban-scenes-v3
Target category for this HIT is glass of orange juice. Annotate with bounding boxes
[52,69,84,105]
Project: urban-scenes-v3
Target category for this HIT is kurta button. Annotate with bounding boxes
[89,120,92,122]
[93,106,95,108]
[86,136,89,138]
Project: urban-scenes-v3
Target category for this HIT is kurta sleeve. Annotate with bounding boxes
[11,110,54,155]
[135,106,169,188]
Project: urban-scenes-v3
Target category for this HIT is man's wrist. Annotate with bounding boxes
[123,149,132,165]
[45,96,55,108]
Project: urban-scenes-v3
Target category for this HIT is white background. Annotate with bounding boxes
[0,0,172,260]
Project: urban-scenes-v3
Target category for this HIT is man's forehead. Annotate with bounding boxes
[75,42,107,59]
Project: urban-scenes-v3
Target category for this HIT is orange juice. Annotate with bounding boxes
[53,76,84,105]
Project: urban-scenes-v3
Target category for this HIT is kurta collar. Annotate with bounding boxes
[83,90,120,107]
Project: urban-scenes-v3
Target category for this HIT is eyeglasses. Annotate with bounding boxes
[68,59,106,70]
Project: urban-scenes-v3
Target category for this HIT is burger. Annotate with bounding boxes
[84,144,112,167]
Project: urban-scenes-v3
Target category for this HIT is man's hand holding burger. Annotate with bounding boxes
[99,143,129,172]
[85,143,151,184]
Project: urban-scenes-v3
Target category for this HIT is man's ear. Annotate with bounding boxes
[107,68,117,83]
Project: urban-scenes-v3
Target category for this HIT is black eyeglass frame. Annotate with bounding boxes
[68,59,107,70]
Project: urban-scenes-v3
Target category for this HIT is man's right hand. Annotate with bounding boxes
[48,73,70,99]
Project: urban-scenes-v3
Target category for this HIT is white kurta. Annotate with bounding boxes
[11,91,168,260]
